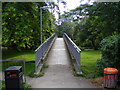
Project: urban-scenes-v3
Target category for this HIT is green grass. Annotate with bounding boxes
[2,49,35,76]
[24,62,35,75]
[2,50,35,61]
[81,49,101,78]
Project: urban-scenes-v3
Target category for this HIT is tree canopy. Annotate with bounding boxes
[56,2,120,50]
[2,2,55,50]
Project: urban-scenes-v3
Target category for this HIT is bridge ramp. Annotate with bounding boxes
[27,38,95,88]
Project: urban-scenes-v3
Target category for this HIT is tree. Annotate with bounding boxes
[56,21,75,38]
[59,2,120,50]
[2,2,55,50]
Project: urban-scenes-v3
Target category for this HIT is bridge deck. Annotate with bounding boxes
[27,38,95,88]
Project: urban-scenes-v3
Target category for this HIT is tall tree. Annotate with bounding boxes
[2,2,55,50]
[59,2,120,50]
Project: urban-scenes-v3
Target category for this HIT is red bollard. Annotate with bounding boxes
[104,68,118,88]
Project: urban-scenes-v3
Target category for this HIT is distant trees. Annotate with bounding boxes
[2,2,55,50]
[56,2,120,50]
[56,21,75,38]
[56,2,120,77]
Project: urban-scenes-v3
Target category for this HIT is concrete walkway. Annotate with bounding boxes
[27,38,95,88]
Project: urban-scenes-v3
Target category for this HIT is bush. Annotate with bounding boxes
[96,35,120,76]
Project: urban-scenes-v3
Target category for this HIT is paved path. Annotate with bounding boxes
[27,38,95,88]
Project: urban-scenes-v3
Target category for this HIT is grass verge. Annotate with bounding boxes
[2,50,35,76]
[81,49,101,78]
[81,49,104,88]
[2,49,35,61]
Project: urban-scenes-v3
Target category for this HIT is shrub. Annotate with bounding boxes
[96,35,120,76]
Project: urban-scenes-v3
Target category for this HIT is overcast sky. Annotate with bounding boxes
[53,0,95,19]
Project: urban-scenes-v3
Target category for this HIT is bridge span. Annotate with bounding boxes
[27,37,95,88]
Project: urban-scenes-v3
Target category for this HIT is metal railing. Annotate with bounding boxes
[35,33,56,73]
[63,33,82,74]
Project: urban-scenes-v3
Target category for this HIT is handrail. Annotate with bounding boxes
[64,33,81,52]
[63,33,82,74]
[35,34,56,52]
[35,33,56,73]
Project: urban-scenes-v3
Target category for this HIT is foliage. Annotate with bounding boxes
[2,2,55,50]
[23,82,32,89]
[96,35,120,76]
[58,2,120,50]
[56,21,75,38]
[73,72,83,77]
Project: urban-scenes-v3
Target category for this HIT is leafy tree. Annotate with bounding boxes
[2,2,55,50]
[56,21,75,38]
[59,2,120,50]
[94,2,120,36]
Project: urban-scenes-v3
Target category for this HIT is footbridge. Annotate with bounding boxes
[34,33,82,74]
[27,33,95,88]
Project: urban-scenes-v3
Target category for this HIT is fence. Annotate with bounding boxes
[35,33,56,73]
[0,60,26,82]
[63,33,82,74]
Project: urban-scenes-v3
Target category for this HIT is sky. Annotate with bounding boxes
[53,0,95,19]
[64,0,95,10]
